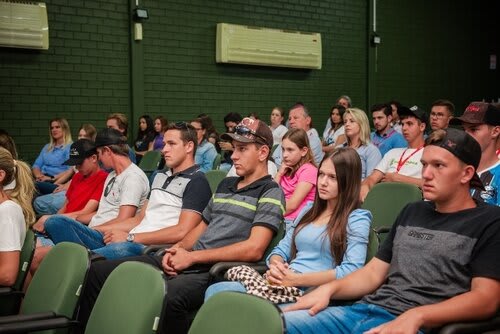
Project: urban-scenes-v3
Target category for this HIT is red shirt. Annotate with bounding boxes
[65,170,108,213]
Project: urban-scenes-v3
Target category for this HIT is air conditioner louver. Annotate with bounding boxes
[0,0,49,50]
[216,23,321,70]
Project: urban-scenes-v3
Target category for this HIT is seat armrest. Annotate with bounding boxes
[437,315,500,334]
[374,225,391,234]
[209,261,268,282]
[0,316,74,333]
[0,288,13,295]
[142,244,173,255]
[0,312,56,325]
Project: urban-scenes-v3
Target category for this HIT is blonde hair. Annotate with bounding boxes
[0,148,36,226]
[48,118,72,151]
[344,108,371,146]
[282,128,316,177]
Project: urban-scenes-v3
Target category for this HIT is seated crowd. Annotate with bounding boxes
[0,99,499,334]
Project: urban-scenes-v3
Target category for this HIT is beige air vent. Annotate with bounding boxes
[0,0,49,50]
[216,23,321,70]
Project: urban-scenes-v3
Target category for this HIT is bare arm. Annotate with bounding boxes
[53,168,75,185]
[365,277,500,334]
[0,251,20,286]
[284,258,390,315]
[166,226,275,272]
[64,199,100,219]
[285,181,314,214]
[134,210,202,245]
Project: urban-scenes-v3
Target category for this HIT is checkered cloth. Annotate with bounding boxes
[226,265,303,304]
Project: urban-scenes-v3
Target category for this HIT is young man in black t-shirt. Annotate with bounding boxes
[284,128,500,334]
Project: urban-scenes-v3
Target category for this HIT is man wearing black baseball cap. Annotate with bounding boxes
[452,101,500,205]
[283,128,500,333]
[44,128,150,251]
[32,139,109,271]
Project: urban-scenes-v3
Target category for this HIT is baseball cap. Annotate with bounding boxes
[94,128,127,148]
[398,105,428,124]
[425,128,484,189]
[451,102,500,126]
[63,139,97,165]
[220,117,274,148]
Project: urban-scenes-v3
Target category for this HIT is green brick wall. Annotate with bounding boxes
[0,0,498,162]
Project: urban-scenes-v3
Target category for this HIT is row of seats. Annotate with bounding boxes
[0,182,498,333]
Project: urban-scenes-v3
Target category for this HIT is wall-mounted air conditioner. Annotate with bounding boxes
[0,0,49,50]
[216,23,322,70]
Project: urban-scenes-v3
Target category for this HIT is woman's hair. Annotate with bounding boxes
[282,128,316,177]
[136,115,155,142]
[291,147,362,265]
[0,129,18,159]
[336,95,352,108]
[79,123,97,141]
[191,117,211,142]
[197,114,218,140]
[344,108,371,146]
[48,118,72,151]
[0,147,36,226]
[330,105,346,131]
[154,116,169,134]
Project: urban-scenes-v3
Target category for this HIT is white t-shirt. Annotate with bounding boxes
[375,147,423,177]
[271,124,288,146]
[89,163,150,228]
[0,200,26,251]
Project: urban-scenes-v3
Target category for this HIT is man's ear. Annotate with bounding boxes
[185,141,195,154]
[461,165,477,186]
[258,145,270,162]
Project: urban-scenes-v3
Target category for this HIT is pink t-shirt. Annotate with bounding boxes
[280,162,317,220]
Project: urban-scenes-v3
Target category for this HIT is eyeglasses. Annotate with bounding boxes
[235,125,268,143]
[104,176,116,197]
[430,112,447,119]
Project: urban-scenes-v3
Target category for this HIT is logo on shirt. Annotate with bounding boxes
[407,230,434,240]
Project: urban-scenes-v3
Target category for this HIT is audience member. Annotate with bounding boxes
[106,113,136,163]
[323,95,352,139]
[219,112,243,171]
[32,118,73,195]
[453,101,500,205]
[370,103,407,156]
[191,117,217,173]
[76,117,285,334]
[0,147,35,286]
[283,128,500,334]
[150,116,168,152]
[389,100,403,133]
[205,147,371,302]
[361,105,427,201]
[89,122,211,259]
[339,108,382,179]
[322,104,346,153]
[273,103,324,167]
[34,123,98,216]
[269,107,288,146]
[0,129,18,192]
[430,99,454,131]
[274,128,317,232]
[43,128,149,250]
[31,139,108,270]
[133,115,156,163]
[196,114,219,148]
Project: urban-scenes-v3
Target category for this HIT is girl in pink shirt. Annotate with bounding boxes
[275,128,318,232]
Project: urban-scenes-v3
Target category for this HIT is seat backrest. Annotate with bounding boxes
[365,228,379,264]
[362,182,422,243]
[189,291,285,334]
[212,153,222,170]
[205,169,228,193]
[85,262,167,334]
[139,151,162,175]
[13,228,36,291]
[21,242,90,319]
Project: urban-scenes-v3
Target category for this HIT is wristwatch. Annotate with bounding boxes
[126,233,135,242]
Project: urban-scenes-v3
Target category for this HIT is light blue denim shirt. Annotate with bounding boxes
[195,139,217,173]
[32,143,72,176]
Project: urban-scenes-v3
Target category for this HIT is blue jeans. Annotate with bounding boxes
[284,303,424,334]
[44,215,105,249]
[36,181,58,195]
[92,242,146,260]
[204,281,247,301]
[33,191,66,215]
